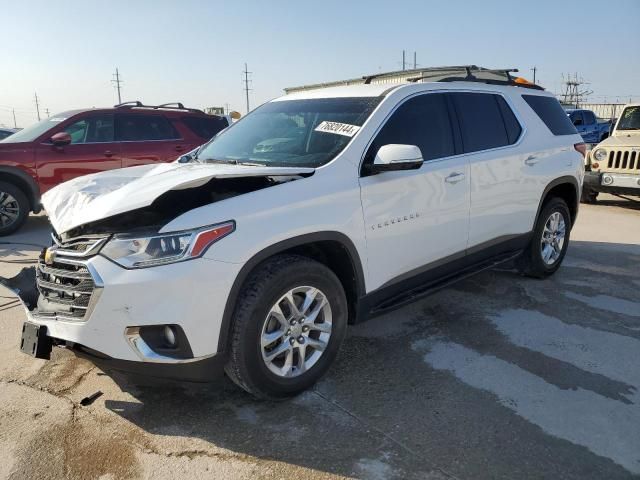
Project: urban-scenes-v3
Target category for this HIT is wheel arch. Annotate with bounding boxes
[0,166,40,212]
[534,176,580,229]
[217,231,366,354]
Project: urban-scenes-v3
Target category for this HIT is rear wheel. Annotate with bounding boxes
[517,197,571,278]
[0,181,29,236]
[225,254,348,399]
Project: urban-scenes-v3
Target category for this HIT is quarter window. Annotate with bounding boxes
[63,115,114,144]
[522,95,578,136]
[451,93,513,153]
[115,114,180,141]
[365,93,455,167]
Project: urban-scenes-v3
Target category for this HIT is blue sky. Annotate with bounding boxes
[1,0,639,127]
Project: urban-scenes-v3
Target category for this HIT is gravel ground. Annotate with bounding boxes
[0,195,639,480]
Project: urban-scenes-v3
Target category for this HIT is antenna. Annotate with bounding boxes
[243,63,252,114]
[112,68,123,104]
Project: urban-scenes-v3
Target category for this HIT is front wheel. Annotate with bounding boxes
[225,254,348,399]
[517,197,572,278]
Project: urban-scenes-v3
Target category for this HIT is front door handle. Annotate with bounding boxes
[104,150,114,158]
[525,155,539,166]
[175,145,185,152]
[445,172,465,184]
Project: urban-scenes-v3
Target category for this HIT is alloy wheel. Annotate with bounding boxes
[0,191,20,228]
[260,286,332,378]
[540,211,566,266]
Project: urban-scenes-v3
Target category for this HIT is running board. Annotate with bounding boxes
[369,250,522,316]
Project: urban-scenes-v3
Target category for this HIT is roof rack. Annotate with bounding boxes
[114,101,206,114]
[405,66,544,90]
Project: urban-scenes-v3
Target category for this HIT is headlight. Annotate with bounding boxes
[593,148,607,162]
[101,221,235,268]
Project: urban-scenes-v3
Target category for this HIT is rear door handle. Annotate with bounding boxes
[525,155,539,166]
[104,150,114,158]
[445,172,465,184]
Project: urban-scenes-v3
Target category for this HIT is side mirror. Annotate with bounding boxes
[370,144,423,173]
[51,132,71,147]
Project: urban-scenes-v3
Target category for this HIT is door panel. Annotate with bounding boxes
[360,158,470,291]
[358,92,469,292]
[35,114,121,193]
[449,92,540,248]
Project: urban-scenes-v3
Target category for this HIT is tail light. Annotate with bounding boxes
[574,143,587,158]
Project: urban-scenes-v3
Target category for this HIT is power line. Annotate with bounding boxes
[242,63,252,114]
[34,92,41,121]
[112,68,123,104]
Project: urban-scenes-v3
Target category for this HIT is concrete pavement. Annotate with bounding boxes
[0,196,639,479]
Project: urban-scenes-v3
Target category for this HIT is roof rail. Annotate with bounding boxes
[113,101,206,114]
[406,66,544,90]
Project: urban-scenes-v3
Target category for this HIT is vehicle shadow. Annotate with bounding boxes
[591,195,640,211]
[101,239,639,479]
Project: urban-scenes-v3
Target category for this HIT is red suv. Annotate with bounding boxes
[0,102,230,235]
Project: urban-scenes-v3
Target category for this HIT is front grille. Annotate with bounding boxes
[606,149,640,172]
[34,233,108,321]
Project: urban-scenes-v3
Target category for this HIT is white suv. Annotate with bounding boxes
[12,68,585,399]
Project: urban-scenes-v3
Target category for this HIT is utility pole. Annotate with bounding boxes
[242,63,252,114]
[12,109,17,128]
[531,66,537,85]
[44,108,50,118]
[112,68,123,104]
[413,51,417,70]
[34,92,41,121]
[402,50,406,71]
[224,103,230,115]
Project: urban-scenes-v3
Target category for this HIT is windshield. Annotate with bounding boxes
[0,112,75,143]
[196,97,382,168]
[617,106,640,130]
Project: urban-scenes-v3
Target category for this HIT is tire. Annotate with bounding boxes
[0,181,29,236]
[225,254,348,399]
[581,186,598,204]
[517,197,572,279]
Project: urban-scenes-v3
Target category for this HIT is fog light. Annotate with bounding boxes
[602,175,613,185]
[164,325,177,347]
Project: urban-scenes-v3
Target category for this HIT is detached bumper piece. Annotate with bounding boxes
[20,322,52,359]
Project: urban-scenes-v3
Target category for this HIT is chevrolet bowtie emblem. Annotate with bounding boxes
[44,247,56,266]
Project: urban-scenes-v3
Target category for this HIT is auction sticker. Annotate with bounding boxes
[315,121,361,137]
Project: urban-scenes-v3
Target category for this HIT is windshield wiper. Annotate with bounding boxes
[199,158,266,167]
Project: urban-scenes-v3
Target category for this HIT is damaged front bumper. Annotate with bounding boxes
[3,240,241,382]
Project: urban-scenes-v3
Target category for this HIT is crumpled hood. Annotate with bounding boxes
[600,132,640,148]
[42,162,314,234]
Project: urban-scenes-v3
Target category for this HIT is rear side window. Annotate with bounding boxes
[115,114,180,141]
[522,95,578,136]
[181,116,228,140]
[365,93,455,164]
[496,97,523,144]
[452,93,513,152]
